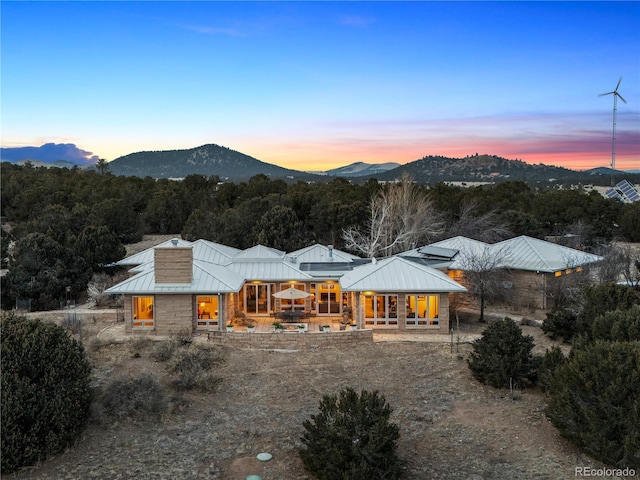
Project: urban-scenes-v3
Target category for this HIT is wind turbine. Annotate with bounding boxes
[599,77,627,172]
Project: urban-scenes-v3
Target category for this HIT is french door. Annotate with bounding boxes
[242,283,273,315]
[315,283,341,315]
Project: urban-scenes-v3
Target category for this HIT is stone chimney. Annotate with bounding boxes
[155,246,193,284]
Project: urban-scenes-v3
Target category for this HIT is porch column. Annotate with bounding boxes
[355,292,364,329]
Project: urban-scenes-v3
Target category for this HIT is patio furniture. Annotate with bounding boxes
[281,310,302,322]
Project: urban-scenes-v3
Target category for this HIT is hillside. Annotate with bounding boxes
[107,144,322,182]
[371,154,590,184]
[324,161,400,177]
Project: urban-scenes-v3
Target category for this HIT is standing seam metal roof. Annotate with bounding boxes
[340,256,467,292]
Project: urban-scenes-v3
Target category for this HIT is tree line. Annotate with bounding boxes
[1,162,639,310]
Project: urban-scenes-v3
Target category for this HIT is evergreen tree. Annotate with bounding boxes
[468,318,536,388]
[1,314,93,474]
[545,341,640,468]
[300,388,402,480]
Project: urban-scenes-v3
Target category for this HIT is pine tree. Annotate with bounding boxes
[300,388,402,480]
[468,318,536,389]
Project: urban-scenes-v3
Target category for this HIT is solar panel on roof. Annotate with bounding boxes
[617,180,640,202]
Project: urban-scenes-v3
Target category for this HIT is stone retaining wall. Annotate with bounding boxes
[207,329,374,349]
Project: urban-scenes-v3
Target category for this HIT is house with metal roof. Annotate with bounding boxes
[340,256,467,331]
[425,235,603,311]
[105,239,468,336]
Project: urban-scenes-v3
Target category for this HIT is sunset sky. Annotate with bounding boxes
[2,1,639,171]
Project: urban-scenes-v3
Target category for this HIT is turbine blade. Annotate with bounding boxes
[599,91,614,96]
[615,77,622,91]
[616,92,628,104]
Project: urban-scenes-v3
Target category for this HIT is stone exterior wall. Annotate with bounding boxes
[124,294,133,333]
[448,268,550,312]
[207,329,373,349]
[155,294,193,336]
[154,247,192,284]
[506,271,546,310]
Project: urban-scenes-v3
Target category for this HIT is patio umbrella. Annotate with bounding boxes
[272,287,311,310]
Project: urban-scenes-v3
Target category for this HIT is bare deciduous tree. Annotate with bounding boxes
[446,199,512,243]
[595,243,640,287]
[456,244,512,322]
[342,175,444,258]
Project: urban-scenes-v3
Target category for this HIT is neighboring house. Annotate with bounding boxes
[427,235,603,310]
[105,240,466,336]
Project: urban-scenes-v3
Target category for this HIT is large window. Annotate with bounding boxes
[240,283,274,315]
[133,296,154,328]
[405,294,439,327]
[364,294,398,327]
[197,295,219,328]
[317,283,341,315]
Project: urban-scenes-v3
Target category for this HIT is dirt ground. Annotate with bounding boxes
[6,311,626,480]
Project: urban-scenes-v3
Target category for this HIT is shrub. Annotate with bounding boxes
[128,336,154,355]
[542,308,577,343]
[150,337,179,362]
[545,341,640,468]
[167,345,223,391]
[591,305,640,342]
[536,346,566,392]
[93,373,166,425]
[543,283,640,343]
[580,284,640,327]
[468,318,536,389]
[300,387,402,480]
[1,314,92,474]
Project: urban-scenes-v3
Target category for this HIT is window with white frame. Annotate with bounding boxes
[405,294,439,327]
[196,295,219,328]
[364,294,398,326]
[132,296,154,328]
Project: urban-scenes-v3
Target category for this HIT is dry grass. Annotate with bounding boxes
[6,314,621,480]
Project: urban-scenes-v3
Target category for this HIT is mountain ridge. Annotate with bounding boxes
[3,142,638,186]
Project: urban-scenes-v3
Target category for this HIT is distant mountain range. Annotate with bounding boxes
[321,161,401,177]
[2,142,639,186]
[0,143,98,165]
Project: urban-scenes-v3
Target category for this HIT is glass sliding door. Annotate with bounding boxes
[241,283,273,315]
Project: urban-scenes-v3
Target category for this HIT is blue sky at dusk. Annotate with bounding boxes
[2,1,639,171]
